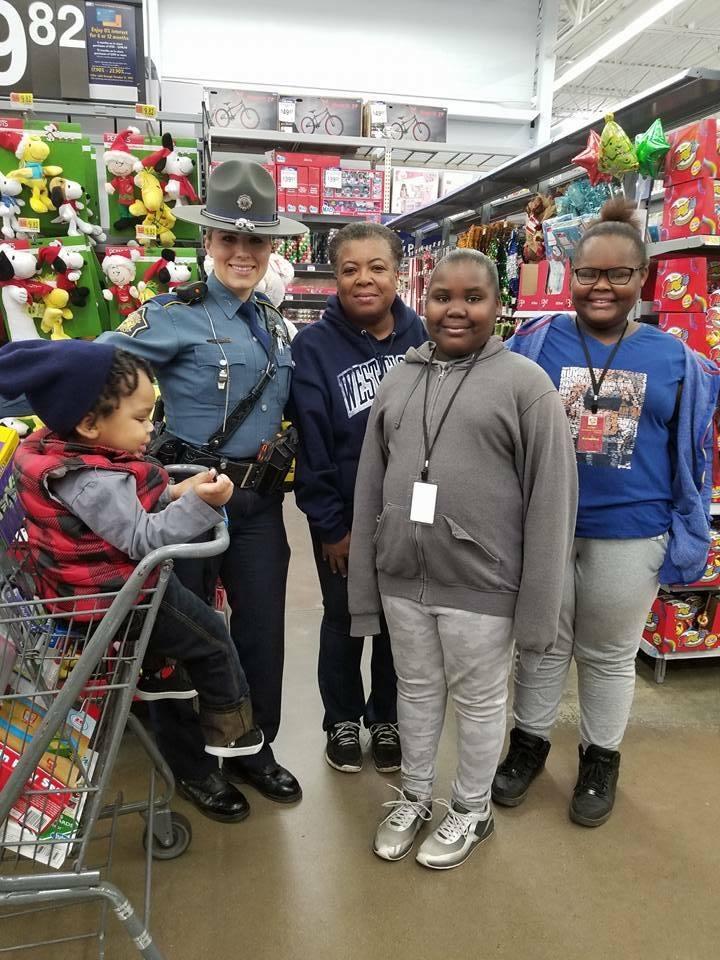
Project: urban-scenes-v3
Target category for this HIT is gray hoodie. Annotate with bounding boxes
[348,337,578,670]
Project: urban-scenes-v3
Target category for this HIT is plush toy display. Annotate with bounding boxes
[0,131,63,215]
[137,248,191,301]
[0,173,26,239]
[102,249,141,318]
[0,244,46,340]
[128,168,177,246]
[49,178,106,244]
[143,133,200,206]
[37,241,89,308]
[104,127,143,207]
[523,193,556,262]
[256,252,295,308]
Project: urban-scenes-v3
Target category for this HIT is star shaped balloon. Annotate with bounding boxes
[571,130,612,186]
[634,118,671,180]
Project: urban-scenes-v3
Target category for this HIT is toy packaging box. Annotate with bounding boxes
[658,312,709,356]
[440,169,478,197]
[390,168,439,215]
[661,178,720,240]
[516,260,573,313]
[278,97,363,138]
[364,102,447,142]
[643,592,720,655]
[273,152,340,217]
[653,257,712,313]
[206,88,279,132]
[664,118,720,187]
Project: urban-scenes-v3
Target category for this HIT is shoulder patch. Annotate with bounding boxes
[115,306,149,338]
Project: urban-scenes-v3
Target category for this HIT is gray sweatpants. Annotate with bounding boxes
[382,595,514,814]
[513,536,667,752]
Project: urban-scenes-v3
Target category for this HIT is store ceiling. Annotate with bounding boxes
[554,0,720,125]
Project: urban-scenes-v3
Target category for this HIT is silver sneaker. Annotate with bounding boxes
[415,800,494,870]
[373,786,433,862]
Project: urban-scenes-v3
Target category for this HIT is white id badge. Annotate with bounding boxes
[410,482,438,525]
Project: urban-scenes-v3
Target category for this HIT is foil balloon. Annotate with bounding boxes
[598,113,639,178]
[571,130,612,186]
[634,118,671,180]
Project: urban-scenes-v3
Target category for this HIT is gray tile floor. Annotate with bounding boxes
[4,497,720,959]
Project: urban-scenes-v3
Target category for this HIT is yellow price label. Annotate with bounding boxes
[136,223,157,240]
[135,103,158,119]
[17,217,40,232]
[10,92,34,106]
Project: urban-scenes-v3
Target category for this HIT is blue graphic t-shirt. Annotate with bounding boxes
[538,313,685,538]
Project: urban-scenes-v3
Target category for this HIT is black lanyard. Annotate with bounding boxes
[575,319,628,415]
[421,349,481,481]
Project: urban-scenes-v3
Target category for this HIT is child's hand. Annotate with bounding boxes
[169,469,218,501]
[195,473,234,507]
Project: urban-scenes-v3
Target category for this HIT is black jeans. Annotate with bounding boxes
[148,571,250,746]
[149,490,290,780]
[311,531,397,732]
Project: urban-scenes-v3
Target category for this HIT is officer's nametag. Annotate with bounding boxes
[116,307,149,338]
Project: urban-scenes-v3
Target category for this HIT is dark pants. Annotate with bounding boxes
[311,531,397,732]
[149,490,290,780]
[148,571,250,747]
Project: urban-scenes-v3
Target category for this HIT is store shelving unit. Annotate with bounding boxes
[387,68,720,239]
[638,637,720,684]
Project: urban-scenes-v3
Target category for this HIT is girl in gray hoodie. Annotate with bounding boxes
[348,250,577,870]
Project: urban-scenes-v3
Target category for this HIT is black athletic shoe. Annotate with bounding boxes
[135,662,197,701]
[369,722,401,773]
[570,744,620,827]
[325,721,362,773]
[492,727,551,807]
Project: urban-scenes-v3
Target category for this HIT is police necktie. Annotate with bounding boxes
[238,300,271,355]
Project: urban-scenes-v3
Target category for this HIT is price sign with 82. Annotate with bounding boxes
[0,1,89,99]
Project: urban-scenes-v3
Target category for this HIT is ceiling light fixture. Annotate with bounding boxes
[553,0,689,91]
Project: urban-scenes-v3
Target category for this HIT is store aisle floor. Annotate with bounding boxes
[13,498,720,960]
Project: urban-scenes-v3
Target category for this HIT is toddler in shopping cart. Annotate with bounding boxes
[0,338,264,761]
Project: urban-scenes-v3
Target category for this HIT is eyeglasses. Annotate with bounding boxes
[573,267,644,286]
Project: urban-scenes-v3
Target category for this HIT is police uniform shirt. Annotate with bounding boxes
[98,273,293,460]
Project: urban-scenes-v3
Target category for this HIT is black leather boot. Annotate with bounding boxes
[570,744,621,827]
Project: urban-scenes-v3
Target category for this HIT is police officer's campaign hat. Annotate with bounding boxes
[174,160,308,237]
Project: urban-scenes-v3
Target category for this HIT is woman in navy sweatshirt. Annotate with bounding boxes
[493,198,720,827]
[290,222,426,775]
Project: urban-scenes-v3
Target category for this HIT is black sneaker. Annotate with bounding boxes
[325,721,362,773]
[570,744,621,827]
[492,727,551,807]
[369,722,401,773]
[135,662,197,701]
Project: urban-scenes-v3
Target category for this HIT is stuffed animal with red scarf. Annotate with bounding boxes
[49,178,106,245]
[143,133,199,206]
[136,249,192,302]
[37,241,90,308]
[0,243,70,341]
[101,249,141,318]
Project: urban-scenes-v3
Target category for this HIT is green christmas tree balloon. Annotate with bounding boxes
[634,118,671,180]
[598,113,639,178]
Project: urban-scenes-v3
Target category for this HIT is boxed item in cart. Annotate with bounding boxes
[277,96,362,137]
[206,88,279,131]
[661,179,720,239]
[658,312,709,356]
[516,260,573,312]
[363,101,447,142]
[391,168,439,215]
[664,118,720,186]
[653,258,711,312]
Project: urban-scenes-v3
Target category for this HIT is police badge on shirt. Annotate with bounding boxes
[115,306,149,338]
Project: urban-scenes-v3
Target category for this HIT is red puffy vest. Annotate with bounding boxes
[13,429,169,620]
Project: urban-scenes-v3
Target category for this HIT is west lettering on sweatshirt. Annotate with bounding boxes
[337,355,405,418]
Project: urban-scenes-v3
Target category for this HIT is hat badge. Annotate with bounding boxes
[236,194,253,212]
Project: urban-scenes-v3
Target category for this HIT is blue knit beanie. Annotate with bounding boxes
[0,339,117,434]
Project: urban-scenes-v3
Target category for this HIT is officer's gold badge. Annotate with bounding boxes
[116,307,149,338]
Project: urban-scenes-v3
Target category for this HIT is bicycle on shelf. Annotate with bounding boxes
[0,460,229,959]
[388,112,431,142]
[212,99,260,129]
[300,107,344,136]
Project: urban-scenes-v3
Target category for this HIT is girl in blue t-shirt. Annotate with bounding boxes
[494,197,719,827]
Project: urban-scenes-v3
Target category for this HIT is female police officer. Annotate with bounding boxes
[100,161,306,821]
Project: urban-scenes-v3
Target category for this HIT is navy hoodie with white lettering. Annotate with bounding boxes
[290,295,426,544]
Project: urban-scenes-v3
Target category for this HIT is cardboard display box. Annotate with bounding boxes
[206,88,279,132]
[364,101,447,142]
[278,97,363,138]
[664,118,720,187]
[653,257,711,313]
[658,312,709,356]
[516,260,572,313]
[661,178,720,240]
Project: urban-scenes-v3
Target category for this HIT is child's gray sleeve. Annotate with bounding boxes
[51,470,221,561]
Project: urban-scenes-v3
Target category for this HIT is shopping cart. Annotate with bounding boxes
[0,460,229,959]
